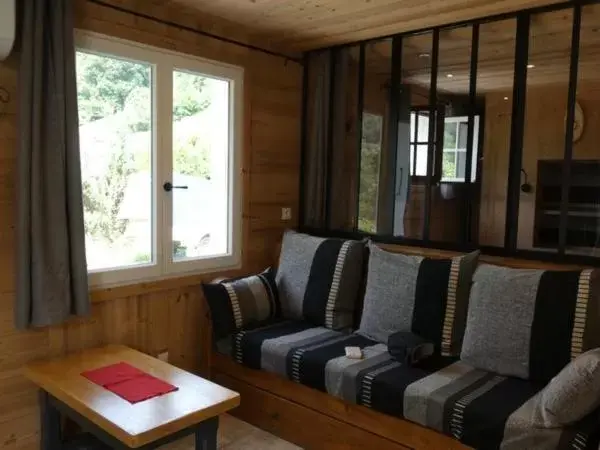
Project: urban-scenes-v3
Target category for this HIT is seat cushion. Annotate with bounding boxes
[225,321,600,450]
[276,230,365,330]
[358,242,479,356]
[356,359,600,450]
[461,265,600,382]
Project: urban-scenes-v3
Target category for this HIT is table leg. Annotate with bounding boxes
[194,417,219,450]
[39,391,63,450]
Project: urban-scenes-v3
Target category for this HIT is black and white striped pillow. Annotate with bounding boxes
[202,268,280,339]
[276,231,365,330]
[461,265,600,382]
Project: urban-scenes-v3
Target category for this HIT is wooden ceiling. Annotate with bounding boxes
[168,0,566,52]
[361,3,600,94]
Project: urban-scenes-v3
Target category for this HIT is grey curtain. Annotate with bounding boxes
[302,49,359,231]
[303,51,331,228]
[16,0,90,329]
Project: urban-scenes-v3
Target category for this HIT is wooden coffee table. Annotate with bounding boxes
[24,345,240,449]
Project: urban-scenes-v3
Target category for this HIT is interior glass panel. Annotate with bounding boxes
[358,39,391,234]
[564,3,600,257]
[477,19,517,248]
[521,10,573,252]
[399,31,433,239]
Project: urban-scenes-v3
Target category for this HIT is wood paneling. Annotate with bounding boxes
[214,372,412,450]
[0,0,301,448]
[479,81,600,250]
[170,0,564,52]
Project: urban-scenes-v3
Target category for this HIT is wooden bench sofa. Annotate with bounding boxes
[209,243,587,450]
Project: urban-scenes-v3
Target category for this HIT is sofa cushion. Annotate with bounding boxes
[358,242,479,356]
[225,321,600,450]
[461,265,600,382]
[202,268,280,339]
[356,359,599,450]
[276,230,365,330]
[537,348,600,427]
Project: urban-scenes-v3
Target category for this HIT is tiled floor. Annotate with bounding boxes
[161,415,302,450]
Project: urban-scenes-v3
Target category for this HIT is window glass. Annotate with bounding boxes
[358,39,391,233]
[76,32,242,286]
[400,32,434,239]
[77,51,153,271]
[477,19,517,247]
[172,71,230,261]
[523,10,572,252]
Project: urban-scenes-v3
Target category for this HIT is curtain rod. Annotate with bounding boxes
[87,0,303,65]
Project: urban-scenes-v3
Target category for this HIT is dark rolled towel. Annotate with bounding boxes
[388,331,435,366]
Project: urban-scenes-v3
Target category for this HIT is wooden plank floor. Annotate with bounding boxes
[161,414,301,450]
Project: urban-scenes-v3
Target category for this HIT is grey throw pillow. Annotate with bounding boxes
[357,242,479,356]
[536,348,600,427]
[275,230,365,330]
[460,265,600,382]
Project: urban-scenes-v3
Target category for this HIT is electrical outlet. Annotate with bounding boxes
[281,207,292,221]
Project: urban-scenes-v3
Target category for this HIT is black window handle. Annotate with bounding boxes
[163,182,189,192]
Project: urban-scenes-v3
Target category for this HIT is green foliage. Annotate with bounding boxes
[76,52,150,126]
[173,72,211,121]
[358,114,383,234]
[82,134,135,243]
[442,152,457,179]
[76,52,213,245]
[174,135,211,179]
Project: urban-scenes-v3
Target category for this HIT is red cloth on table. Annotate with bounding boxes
[82,362,178,404]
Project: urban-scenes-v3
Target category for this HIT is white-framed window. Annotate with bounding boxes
[75,31,243,287]
[442,116,480,182]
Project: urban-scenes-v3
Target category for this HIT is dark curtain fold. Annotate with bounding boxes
[302,50,331,229]
[16,0,90,328]
[302,49,359,231]
[329,49,359,231]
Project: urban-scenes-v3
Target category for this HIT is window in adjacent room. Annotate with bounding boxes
[442,116,480,182]
[76,31,243,286]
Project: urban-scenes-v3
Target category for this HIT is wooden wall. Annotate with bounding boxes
[479,81,600,248]
[0,1,301,448]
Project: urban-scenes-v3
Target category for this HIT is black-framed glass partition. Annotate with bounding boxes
[300,0,600,264]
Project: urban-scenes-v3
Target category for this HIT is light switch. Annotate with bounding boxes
[281,207,292,221]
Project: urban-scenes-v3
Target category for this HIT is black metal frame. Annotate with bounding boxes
[422,28,440,242]
[299,0,600,266]
[376,37,403,235]
[559,4,583,254]
[39,391,219,450]
[463,23,479,244]
[504,14,530,251]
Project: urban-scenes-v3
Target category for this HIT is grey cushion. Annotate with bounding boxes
[537,348,600,427]
[275,230,365,330]
[358,242,479,356]
[461,265,600,382]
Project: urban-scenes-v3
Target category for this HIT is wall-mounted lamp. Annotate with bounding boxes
[521,168,533,194]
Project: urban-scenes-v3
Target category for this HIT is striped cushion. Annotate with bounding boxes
[276,230,365,330]
[461,265,600,382]
[358,242,480,356]
[202,268,280,339]
[226,322,600,450]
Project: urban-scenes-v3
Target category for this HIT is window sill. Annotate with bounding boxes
[89,262,244,304]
